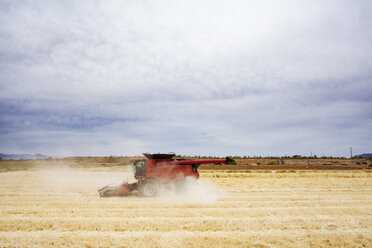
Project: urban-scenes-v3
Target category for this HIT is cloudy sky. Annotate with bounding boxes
[0,0,371,157]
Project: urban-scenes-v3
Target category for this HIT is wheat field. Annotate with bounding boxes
[0,166,371,247]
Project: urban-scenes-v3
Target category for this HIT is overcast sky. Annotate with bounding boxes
[0,0,371,157]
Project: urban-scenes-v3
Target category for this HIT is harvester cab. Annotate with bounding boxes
[98,153,234,197]
[132,159,146,177]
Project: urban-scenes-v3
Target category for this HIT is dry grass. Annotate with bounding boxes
[0,166,371,247]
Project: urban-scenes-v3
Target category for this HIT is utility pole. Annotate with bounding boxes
[350,147,352,158]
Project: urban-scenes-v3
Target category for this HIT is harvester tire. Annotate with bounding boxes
[139,178,159,197]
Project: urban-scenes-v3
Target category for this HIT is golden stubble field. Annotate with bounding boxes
[0,165,371,248]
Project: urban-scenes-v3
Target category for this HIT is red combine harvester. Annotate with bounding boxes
[98,153,234,197]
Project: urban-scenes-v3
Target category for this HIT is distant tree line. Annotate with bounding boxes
[176,155,348,159]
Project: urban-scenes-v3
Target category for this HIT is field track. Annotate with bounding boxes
[0,166,371,247]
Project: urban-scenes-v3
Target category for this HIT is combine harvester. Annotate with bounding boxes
[99,153,234,197]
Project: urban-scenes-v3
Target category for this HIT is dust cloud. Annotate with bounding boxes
[156,177,226,204]
[35,165,135,194]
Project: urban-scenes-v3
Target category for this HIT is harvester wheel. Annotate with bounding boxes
[139,178,159,197]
